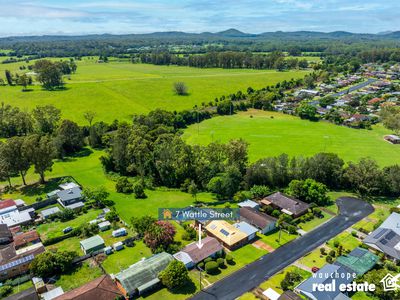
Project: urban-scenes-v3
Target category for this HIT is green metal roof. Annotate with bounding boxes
[80,235,105,250]
[336,247,379,276]
[115,252,173,295]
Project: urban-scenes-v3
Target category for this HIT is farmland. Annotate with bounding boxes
[182,109,400,166]
[0,58,308,124]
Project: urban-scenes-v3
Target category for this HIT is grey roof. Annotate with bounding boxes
[65,202,85,210]
[173,251,193,266]
[296,264,352,300]
[41,207,61,217]
[42,287,64,300]
[57,187,82,202]
[180,236,223,264]
[363,213,400,260]
[238,200,259,209]
[4,287,39,300]
[263,192,310,216]
[233,221,259,236]
[115,252,173,295]
[80,235,105,251]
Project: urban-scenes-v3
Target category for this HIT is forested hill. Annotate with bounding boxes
[2,29,400,57]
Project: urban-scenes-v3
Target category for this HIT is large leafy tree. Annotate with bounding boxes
[32,105,61,134]
[144,221,176,253]
[23,134,56,184]
[159,260,190,290]
[55,119,84,156]
[34,59,63,90]
[131,216,156,237]
[344,158,384,197]
[30,251,77,278]
[3,136,30,185]
[287,178,329,206]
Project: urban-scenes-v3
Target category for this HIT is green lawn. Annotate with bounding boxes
[9,280,34,297]
[327,232,361,251]
[299,211,333,232]
[298,247,330,269]
[238,293,258,300]
[182,109,399,166]
[102,240,152,274]
[0,58,307,124]
[259,265,310,294]
[203,244,267,284]
[37,209,102,239]
[55,261,103,292]
[257,230,298,249]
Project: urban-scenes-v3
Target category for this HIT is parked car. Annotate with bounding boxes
[63,226,73,234]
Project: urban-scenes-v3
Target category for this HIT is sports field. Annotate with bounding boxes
[182,109,399,166]
[0,58,308,124]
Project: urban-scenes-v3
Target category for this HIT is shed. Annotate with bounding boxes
[65,202,84,210]
[173,251,194,268]
[98,221,111,231]
[113,241,124,251]
[41,287,64,300]
[80,235,105,254]
[47,189,61,200]
[41,207,61,219]
[263,288,281,300]
[112,228,127,237]
[59,182,80,190]
[104,246,113,255]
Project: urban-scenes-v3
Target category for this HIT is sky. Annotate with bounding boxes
[0,0,399,37]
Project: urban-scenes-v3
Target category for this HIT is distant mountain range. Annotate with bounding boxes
[1,28,400,42]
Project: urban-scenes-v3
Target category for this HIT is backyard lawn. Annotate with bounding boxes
[55,261,103,292]
[102,240,152,274]
[298,247,330,269]
[327,232,361,251]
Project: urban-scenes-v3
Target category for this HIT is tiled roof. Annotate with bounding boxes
[239,207,276,229]
[263,192,310,216]
[181,236,223,264]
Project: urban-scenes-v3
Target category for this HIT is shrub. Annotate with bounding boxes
[205,261,219,274]
[287,225,297,235]
[329,250,336,257]
[351,231,358,237]
[271,210,280,218]
[333,240,340,248]
[217,258,225,267]
[225,254,234,265]
[0,285,12,298]
[326,255,333,263]
[320,247,326,255]
[204,257,213,263]
[115,177,133,194]
[197,262,204,269]
[159,260,189,290]
[133,181,147,199]
[173,82,188,95]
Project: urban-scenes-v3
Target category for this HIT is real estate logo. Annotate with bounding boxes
[381,273,400,291]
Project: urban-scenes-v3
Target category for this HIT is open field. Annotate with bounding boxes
[0,58,308,124]
[182,109,400,166]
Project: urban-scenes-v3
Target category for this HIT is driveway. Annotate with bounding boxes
[190,197,374,300]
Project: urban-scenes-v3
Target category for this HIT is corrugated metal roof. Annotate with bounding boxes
[80,235,105,250]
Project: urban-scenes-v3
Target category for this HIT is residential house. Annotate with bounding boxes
[0,242,45,281]
[239,207,277,234]
[80,235,105,255]
[13,230,41,250]
[205,220,248,250]
[334,247,378,276]
[278,291,302,300]
[233,221,258,241]
[114,252,174,297]
[57,187,83,209]
[0,224,13,246]
[295,264,352,300]
[364,212,400,261]
[174,236,223,268]
[0,199,34,228]
[237,199,259,210]
[54,275,123,300]
[261,192,310,218]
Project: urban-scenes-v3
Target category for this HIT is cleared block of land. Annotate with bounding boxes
[0,59,307,123]
[182,109,400,166]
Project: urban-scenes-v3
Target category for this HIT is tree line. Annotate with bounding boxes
[134,51,309,70]
[103,112,400,200]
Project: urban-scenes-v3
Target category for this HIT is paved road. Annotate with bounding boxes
[331,78,377,97]
[190,197,374,300]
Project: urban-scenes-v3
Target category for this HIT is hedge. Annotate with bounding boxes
[205,261,219,274]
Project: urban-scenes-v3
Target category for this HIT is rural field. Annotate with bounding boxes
[0,57,308,124]
[182,109,399,166]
